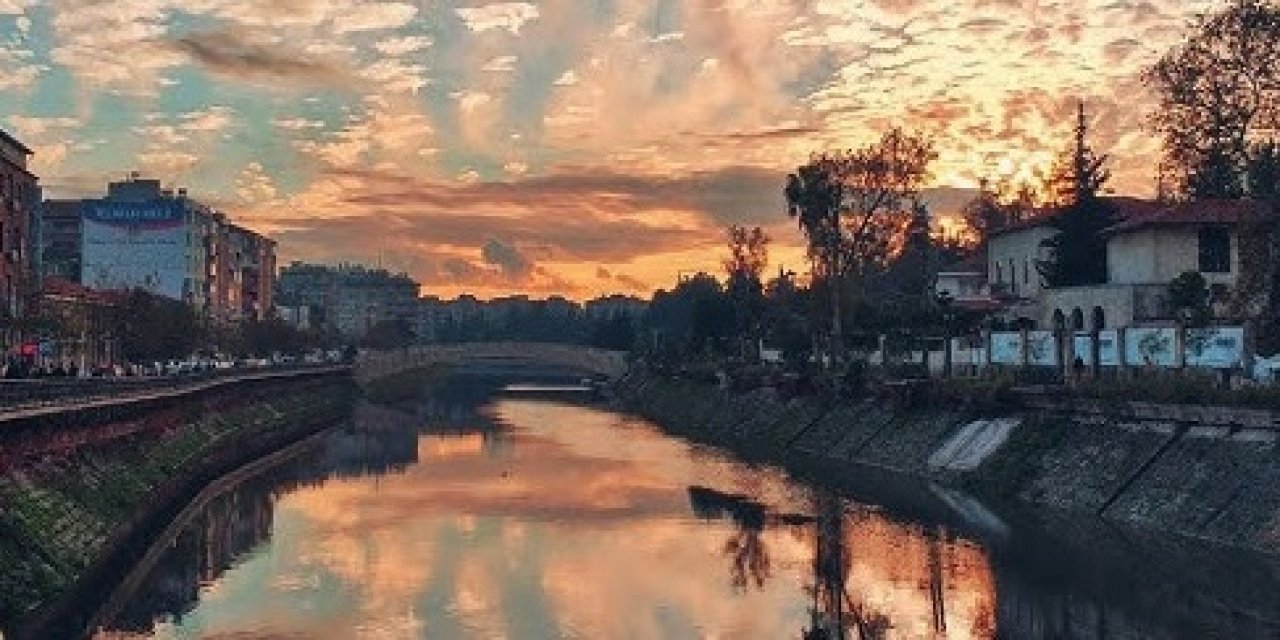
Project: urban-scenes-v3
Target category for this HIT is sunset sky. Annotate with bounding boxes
[0,0,1224,299]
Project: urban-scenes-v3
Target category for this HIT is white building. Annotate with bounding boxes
[1041,199,1256,330]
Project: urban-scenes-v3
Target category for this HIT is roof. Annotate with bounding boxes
[1103,199,1266,236]
[987,196,1163,240]
[0,128,32,155]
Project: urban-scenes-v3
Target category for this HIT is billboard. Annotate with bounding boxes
[81,199,188,300]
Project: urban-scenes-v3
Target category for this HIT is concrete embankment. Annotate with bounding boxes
[615,373,1280,555]
[0,373,358,637]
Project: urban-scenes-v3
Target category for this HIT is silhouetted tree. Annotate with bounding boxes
[1048,102,1112,206]
[786,129,936,359]
[1243,143,1280,353]
[1168,271,1214,326]
[646,273,734,357]
[1038,102,1116,287]
[1144,0,1280,199]
[723,226,770,355]
[113,289,204,363]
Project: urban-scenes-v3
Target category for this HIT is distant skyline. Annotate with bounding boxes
[0,1,1225,299]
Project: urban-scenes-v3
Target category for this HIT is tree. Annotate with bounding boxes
[363,317,415,350]
[1168,271,1214,326]
[959,174,1042,249]
[645,273,734,358]
[1037,102,1116,287]
[723,226,770,355]
[1048,102,1112,206]
[1242,142,1280,353]
[1144,0,1280,199]
[113,289,203,363]
[786,129,936,357]
[723,226,770,285]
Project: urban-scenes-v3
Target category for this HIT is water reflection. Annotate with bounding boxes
[78,389,1280,640]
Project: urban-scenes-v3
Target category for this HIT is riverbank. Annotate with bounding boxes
[614,372,1280,555]
[0,375,359,638]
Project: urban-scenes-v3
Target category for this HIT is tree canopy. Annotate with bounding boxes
[785,129,936,347]
[1144,0,1280,199]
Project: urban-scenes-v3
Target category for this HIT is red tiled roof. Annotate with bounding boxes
[988,196,1166,240]
[1103,199,1266,236]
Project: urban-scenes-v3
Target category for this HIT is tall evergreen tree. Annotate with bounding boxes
[1038,101,1116,287]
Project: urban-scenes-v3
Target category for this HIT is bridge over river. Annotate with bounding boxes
[354,342,628,383]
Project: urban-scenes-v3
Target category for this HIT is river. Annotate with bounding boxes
[78,381,1280,640]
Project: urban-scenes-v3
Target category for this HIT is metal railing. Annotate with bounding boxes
[0,363,349,417]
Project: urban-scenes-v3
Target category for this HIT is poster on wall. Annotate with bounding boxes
[81,200,187,301]
[1026,330,1057,367]
[1125,327,1177,367]
[1185,326,1245,369]
[990,332,1022,364]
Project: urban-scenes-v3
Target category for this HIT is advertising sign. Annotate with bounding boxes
[1185,326,1245,369]
[81,199,187,301]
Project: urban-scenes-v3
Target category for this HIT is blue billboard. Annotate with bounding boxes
[81,199,189,301]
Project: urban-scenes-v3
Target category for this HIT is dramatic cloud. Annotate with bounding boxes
[0,0,1237,298]
[169,29,352,85]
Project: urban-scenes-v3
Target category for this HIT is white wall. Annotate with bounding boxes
[987,226,1056,298]
[1107,227,1239,287]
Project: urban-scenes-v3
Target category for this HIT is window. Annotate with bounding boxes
[1198,226,1231,273]
[1023,259,1029,285]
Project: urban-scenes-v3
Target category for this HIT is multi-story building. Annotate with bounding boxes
[37,199,82,281]
[332,266,418,337]
[74,175,274,323]
[80,177,212,308]
[226,224,277,322]
[277,262,339,330]
[209,223,278,324]
[277,262,419,338]
[0,128,37,337]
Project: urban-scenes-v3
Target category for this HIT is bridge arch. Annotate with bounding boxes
[355,342,627,383]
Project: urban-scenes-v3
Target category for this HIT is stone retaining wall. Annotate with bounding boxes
[615,373,1280,555]
[0,377,357,636]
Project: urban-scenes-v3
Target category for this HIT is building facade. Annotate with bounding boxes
[38,199,82,281]
[277,262,419,338]
[0,128,38,337]
[66,176,275,324]
[946,198,1263,332]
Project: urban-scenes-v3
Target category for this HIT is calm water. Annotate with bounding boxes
[80,383,1280,640]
